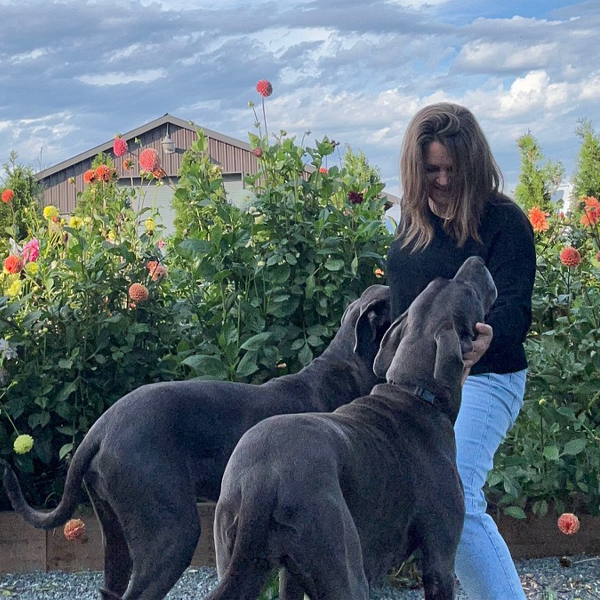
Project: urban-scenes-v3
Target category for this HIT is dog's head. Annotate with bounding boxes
[333,285,391,367]
[373,256,496,421]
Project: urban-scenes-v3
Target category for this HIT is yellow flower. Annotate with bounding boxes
[14,434,34,455]
[68,216,83,228]
[43,205,60,220]
[107,230,116,241]
[5,278,21,298]
[24,262,38,276]
[145,218,156,233]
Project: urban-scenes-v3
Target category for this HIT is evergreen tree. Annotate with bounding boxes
[514,133,563,212]
[572,119,600,200]
[0,151,43,252]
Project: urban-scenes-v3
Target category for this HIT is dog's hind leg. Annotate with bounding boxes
[420,538,457,599]
[278,567,305,600]
[286,499,369,600]
[119,487,201,600]
[86,486,132,599]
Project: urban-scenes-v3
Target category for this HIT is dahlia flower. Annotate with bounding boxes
[348,191,364,205]
[139,148,160,172]
[256,79,273,97]
[25,262,38,276]
[14,434,34,455]
[43,205,59,220]
[528,206,550,232]
[2,189,14,203]
[113,136,128,158]
[319,167,328,174]
[4,255,23,274]
[95,164,113,183]
[64,519,86,541]
[580,196,599,227]
[251,147,263,158]
[557,512,580,535]
[83,169,97,184]
[560,247,581,267]
[129,283,149,303]
[22,238,40,263]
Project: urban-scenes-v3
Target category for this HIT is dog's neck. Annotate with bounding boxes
[380,378,461,424]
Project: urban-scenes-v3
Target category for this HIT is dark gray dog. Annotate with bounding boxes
[3,285,390,600]
[208,256,497,600]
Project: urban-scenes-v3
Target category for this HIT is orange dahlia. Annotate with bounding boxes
[95,164,113,182]
[83,169,97,184]
[4,255,24,274]
[2,189,14,203]
[64,518,86,541]
[557,512,580,535]
[528,206,550,232]
[580,196,599,227]
[560,246,581,267]
[129,283,149,303]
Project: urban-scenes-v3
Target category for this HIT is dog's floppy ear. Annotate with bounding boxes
[353,297,391,357]
[433,326,464,388]
[372,313,406,377]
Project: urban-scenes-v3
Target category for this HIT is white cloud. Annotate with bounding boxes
[77,69,168,86]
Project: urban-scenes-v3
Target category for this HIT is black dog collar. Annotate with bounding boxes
[387,382,442,409]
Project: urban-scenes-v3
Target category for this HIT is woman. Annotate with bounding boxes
[387,103,536,599]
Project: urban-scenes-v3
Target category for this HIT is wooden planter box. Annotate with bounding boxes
[1,504,599,574]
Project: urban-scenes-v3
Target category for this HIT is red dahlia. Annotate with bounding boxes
[560,246,581,267]
[4,255,24,274]
[2,189,14,203]
[256,79,273,98]
[83,169,96,184]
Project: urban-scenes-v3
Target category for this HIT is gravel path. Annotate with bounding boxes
[1,555,599,599]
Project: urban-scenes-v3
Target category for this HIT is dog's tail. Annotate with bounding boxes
[206,481,277,600]
[3,434,100,530]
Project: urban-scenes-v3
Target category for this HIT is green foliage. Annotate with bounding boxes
[0,131,391,507]
[488,193,600,518]
[514,133,564,212]
[572,119,600,200]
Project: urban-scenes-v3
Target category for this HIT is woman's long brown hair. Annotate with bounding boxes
[399,103,503,250]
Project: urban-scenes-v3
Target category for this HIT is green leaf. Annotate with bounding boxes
[562,438,587,456]
[236,351,259,377]
[298,343,313,366]
[177,239,211,258]
[543,445,560,461]
[59,443,74,460]
[58,359,73,369]
[240,332,272,351]
[503,506,526,520]
[324,258,344,271]
[306,273,315,299]
[182,355,227,379]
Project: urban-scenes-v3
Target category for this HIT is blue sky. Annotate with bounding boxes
[0,0,599,199]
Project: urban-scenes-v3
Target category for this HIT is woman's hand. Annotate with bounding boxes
[461,323,493,385]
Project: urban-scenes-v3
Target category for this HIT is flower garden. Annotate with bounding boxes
[0,84,599,568]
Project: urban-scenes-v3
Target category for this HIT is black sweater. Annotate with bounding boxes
[387,195,536,375]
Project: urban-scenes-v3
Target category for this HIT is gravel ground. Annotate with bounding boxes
[1,555,599,599]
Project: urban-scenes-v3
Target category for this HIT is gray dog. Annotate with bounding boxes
[208,256,497,600]
[3,285,390,600]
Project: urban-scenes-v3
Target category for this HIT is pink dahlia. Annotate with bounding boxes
[113,136,128,158]
[22,238,40,263]
[2,189,14,203]
[256,79,273,98]
[251,147,263,158]
[557,513,580,535]
[139,148,160,172]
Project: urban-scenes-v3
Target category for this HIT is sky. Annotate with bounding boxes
[0,0,599,200]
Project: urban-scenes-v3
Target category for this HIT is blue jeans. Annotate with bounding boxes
[454,370,527,600]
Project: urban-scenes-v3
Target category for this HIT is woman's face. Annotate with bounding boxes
[425,141,454,211]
